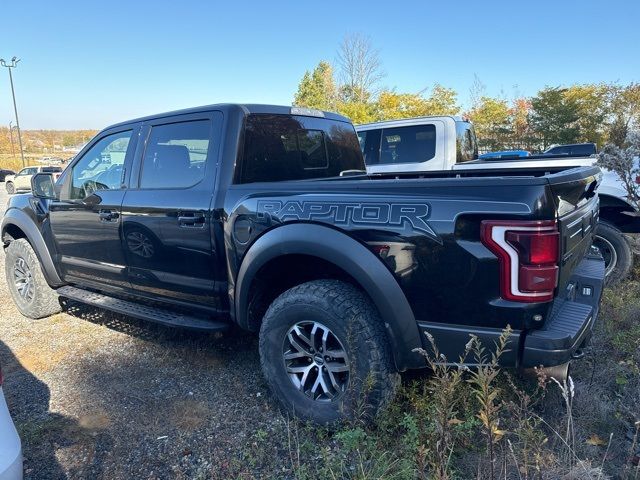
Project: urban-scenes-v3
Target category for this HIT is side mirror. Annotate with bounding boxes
[31,173,58,200]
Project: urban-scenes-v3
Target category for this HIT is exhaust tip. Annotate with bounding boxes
[521,362,570,383]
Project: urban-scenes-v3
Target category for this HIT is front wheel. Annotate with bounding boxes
[5,239,61,319]
[593,221,633,286]
[6,181,15,194]
[259,280,399,424]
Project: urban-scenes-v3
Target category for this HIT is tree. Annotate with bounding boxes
[336,33,384,104]
[293,61,337,111]
[597,131,640,208]
[564,83,610,146]
[375,91,429,120]
[608,83,640,147]
[422,84,460,116]
[336,101,376,124]
[529,87,581,148]
[467,96,511,151]
[469,74,486,110]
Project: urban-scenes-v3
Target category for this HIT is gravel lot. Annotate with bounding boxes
[0,187,289,479]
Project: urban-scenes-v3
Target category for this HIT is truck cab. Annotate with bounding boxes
[357,116,477,174]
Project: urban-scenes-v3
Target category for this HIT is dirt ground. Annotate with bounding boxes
[0,186,289,479]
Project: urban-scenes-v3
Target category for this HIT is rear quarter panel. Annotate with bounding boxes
[223,177,559,332]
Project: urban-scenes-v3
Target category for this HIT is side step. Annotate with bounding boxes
[57,285,229,332]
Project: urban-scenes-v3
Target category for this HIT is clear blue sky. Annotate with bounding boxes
[1,0,638,129]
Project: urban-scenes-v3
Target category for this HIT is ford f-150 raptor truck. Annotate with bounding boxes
[356,116,639,284]
[2,104,604,423]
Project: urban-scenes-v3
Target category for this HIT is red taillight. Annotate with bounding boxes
[506,230,559,265]
[481,220,559,303]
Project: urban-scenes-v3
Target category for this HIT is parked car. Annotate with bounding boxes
[0,170,16,182]
[5,166,63,194]
[2,104,604,423]
[0,362,23,480]
[356,117,638,284]
[543,143,597,156]
[478,150,530,160]
[38,156,64,165]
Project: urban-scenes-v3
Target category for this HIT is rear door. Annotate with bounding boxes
[49,125,139,289]
[121,112,225,310]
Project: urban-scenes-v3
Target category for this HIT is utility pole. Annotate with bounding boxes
[8,120,15,157]
[0,57,25,168]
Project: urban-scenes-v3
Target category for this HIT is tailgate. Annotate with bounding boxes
[547,167,601,292]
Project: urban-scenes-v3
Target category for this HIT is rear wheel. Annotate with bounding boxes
[593,221,632,286]
[259,279,399,423]
[5,239,61,319]
[6,181,15,194]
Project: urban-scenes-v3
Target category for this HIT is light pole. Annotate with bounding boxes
[0,57,25,168]
[8,120,15,157]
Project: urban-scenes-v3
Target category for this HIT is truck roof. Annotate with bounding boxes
[356,115,467,130]
[104,104,352,131]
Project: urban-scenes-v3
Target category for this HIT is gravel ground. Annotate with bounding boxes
[0,187,290,479]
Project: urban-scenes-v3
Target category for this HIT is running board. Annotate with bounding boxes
[57,285,229,332]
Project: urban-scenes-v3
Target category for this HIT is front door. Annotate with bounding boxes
[49,127,138,290]
[120,112,224,310]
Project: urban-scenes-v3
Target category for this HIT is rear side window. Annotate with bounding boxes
[140,120,211,189]
[357,129,382,166]
[239,114,363,183]
[455,121,478,163]
[374,124,436,165]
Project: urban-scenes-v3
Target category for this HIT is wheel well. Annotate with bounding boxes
[2,223,27,246]
[245,254,362,332]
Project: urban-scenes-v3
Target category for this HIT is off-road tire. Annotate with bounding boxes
[6,181,15,194]
[259,279,399,424]
[594,221,632,286]
[5,239,61,319]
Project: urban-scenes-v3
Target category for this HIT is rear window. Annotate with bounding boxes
[238,114,364,183]
[42,166,62,173]
[365,124,437,165]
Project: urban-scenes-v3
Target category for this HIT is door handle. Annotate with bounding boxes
[98,210,119,222]
[178,211,206,228]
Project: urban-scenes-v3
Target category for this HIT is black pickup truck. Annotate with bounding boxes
[2,104,604,423]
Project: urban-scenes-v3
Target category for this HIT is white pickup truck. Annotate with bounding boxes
[356,116,639,284]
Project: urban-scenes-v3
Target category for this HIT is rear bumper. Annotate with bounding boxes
[416,251,605,369]
[520,251,605,368]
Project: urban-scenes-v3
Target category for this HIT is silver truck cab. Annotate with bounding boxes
[356,116,477,174]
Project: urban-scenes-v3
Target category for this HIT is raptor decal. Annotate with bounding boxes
[256,200,437,238]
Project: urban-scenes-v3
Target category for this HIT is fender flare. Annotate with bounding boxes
[234,223,425,371]
[598,193,636,211]
[1,208,64,287]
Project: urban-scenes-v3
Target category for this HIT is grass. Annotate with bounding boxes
[245,268,640,480]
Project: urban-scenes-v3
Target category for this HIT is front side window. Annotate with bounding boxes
[139,120,211,189]
[374,124,436,165]
[70,130,132,199]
